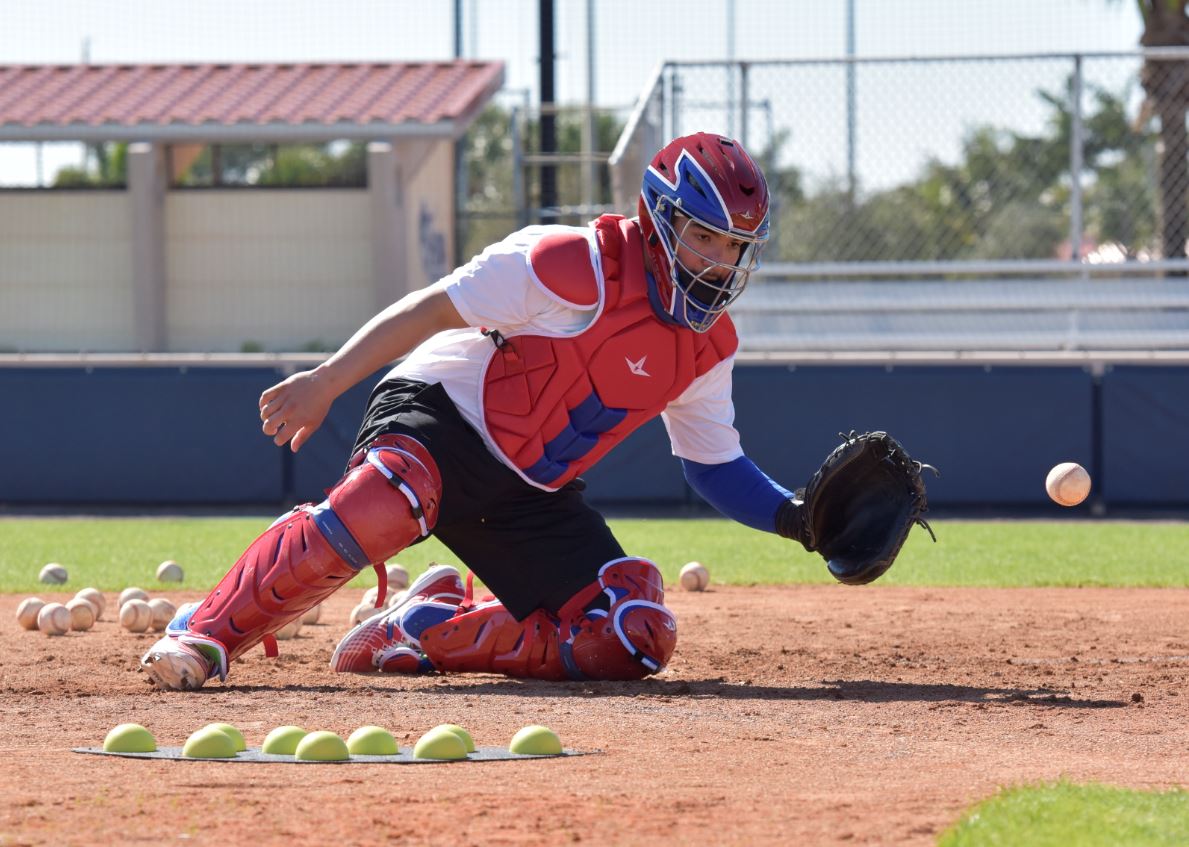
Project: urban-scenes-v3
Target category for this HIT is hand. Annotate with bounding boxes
[258,369,335,452]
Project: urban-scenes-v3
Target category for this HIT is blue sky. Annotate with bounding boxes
[0,0,1147,184]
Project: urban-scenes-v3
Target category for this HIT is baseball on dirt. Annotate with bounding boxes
[386,563,410,590]
[156,560,184,582]
[301,603,322,625]
[65,598,97,631]
[680,561,710,592]
[16,597,46,630]
[147,598,176,631]
[275,617,302,640]
[75,587,106,620]
[39,563,67,584]
[1046,462,1091,507]
[37,602,71,635]
[349,601,374,627]
[120,598,153,632]
[119,587,149,607]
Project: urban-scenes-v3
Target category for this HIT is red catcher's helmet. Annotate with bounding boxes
[638,133,770,332]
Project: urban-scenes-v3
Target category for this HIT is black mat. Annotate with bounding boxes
[73,746,587,764]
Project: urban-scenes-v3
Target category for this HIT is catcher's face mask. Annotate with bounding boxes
[659,210,765,332]
[639,133,769,332]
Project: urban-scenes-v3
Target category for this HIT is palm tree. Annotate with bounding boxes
[1135,1,1189,259]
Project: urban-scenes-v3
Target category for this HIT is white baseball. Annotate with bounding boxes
[386,589,407,609]
[275,618,302,640]
[386,563,410,591]
[349,602,375,627]
[16,598,46,630]
[1046,462,1091,507]
[301,603,322,625]
[39,563,68,585]
[156,560,184,583]
[362,586,380,608]
[65,598,97,631]
[75,587,106,620]
[118,587,149,608]
[37,602,71,635]
[680,561,710,592]
[120,598,153,633]
[147,598,176,631]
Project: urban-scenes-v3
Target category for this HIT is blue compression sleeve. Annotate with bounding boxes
[681,456,793,533]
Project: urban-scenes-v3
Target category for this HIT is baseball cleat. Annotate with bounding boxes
[140,636,214,691]
[330,563,464,673]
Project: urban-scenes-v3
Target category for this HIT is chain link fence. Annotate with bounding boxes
[609,51,1189,351]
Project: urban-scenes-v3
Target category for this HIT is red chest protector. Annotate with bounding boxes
[480,215,738,490]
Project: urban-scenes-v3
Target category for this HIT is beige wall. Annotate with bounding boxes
[166,190,372,352]
[0,192,133,352]
[402,141,455,293]
[0,143,455,353]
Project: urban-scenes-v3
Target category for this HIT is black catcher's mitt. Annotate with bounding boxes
[785,431,938,585]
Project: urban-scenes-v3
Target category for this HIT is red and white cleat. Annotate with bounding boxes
[140,636,216,691]
[330,564,464,673]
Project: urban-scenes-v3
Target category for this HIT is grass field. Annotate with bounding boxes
[3,514,1187,844]
[0,515,1187,593]
[940,781,1189,847]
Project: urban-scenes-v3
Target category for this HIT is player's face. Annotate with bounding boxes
[671,213,747,284]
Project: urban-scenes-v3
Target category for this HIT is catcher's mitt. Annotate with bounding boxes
[796,431,938,585]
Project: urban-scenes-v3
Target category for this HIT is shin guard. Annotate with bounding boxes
[419,558,677,681]
[176,434,440,682]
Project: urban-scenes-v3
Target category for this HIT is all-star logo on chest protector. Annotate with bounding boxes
[625,356,650,377]
[480,215,738,490]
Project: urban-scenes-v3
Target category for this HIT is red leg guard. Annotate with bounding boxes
[419,558,677,681]
[180,434,441,680]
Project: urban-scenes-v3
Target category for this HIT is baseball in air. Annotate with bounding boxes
[1046,462,1091,507]
[680,561,710,592]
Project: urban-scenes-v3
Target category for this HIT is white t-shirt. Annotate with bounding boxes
[388,225,744,477]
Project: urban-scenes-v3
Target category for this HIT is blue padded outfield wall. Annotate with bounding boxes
[0,363,1184,511]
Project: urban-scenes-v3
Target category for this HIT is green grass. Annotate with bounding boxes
[939,781,1189,847]
[0,516,1186,593]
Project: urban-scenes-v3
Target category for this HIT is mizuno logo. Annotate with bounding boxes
[625,355,651,377]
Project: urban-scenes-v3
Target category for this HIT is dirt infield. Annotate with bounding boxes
[2,584,1187,846]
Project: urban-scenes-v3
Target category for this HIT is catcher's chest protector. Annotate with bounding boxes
[481,214,738,490]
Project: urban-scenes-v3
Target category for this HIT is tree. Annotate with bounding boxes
[1130,0,1189,259]
[774,75,1153,264]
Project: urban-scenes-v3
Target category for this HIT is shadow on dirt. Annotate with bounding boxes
[280,677,1127,708]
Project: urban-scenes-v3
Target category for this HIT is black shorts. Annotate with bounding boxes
[351,378,625,620]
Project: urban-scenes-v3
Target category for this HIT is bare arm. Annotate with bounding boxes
[258,285,468,452]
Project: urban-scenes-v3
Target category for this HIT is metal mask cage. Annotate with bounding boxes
[653,199,768,331]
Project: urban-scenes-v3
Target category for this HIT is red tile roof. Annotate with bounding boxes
[0,61,504,140]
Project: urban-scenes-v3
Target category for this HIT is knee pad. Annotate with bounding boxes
[558,558,676,680]
[419,557,676,682]
[335,433,442,558]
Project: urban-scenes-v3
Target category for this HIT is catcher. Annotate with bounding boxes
[140,132,936,691]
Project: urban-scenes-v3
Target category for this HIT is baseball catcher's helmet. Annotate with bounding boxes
[638,132,769,332]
